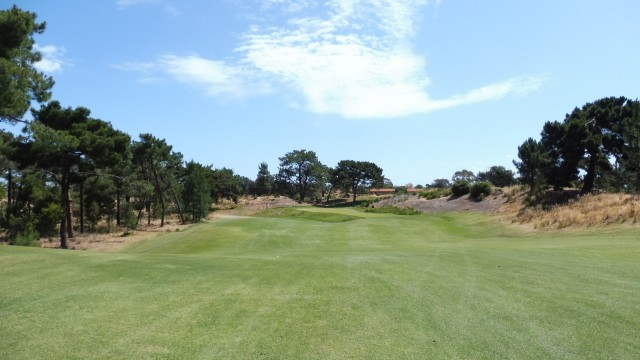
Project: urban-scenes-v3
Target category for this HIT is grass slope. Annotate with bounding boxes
[1,208,639,359]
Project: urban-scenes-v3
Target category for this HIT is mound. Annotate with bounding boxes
[373,192,507,213]
[240,196,302,211]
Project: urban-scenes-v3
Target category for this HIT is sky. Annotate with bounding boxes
[6,0,640,186]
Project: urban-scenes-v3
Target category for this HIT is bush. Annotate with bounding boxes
[451,180,470,197]
[364,205,421,215]
[394,186,408,195]
[419,188,452,200]
[470,181,493,201]
[12,222,40,247]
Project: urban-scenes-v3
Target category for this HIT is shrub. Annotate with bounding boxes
[470,181,493,201]
[364,206,421,215]
[394,186,408,194]
[419,188,452,200]
[12,222,40,247]
[429,178,450,188]
[451,180,470,197]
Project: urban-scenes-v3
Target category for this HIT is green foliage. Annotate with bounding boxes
[364,205,421,215]
[277,149,324,202]
[208,167,243,204]
[419,188,452,200]
[255,207,360,222]
[469,181,493,201]
[619,99,640,193]
[12,221,39,247]
[451,169,476,183]
[84,176,117,231]
[333,159,383,203]
[519,97,639,195]
[451,180,471,197]
[429,178,451,189]
[182,161,211,222]
[121,202,137,233]
[514,137,549,193]
[477,166,515,187]
[394,186,408,194]
[254,162,273,196]
[38,203,63,237]
[0,6,54,123]
[132,133,184,226]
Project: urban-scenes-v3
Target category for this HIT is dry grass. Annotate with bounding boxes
[509,191,640,230]
[39,217,193,251]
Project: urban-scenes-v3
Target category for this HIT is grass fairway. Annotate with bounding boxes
[1,208,639,359]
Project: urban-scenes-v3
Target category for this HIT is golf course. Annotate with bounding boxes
[1,207,638,359]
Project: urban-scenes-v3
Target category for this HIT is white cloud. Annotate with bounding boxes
[159,55,247,97]
[236,0,544,118]
[115,55,267,98]
[116,0,159,9]
[116,0,180,14]
[118,0,545,118]
[34,44,66,74]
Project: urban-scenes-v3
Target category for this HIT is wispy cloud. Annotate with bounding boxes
[34,44,67,74]
[115,55,268,98]
[116,0,180,14]
[116,0,158,9]
[118,0,546,118]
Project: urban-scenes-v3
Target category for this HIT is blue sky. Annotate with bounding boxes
[9,0,640,186]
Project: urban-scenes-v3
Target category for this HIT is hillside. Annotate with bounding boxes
[373,188,640,230]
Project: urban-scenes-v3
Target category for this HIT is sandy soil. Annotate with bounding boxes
[39,220,193,251]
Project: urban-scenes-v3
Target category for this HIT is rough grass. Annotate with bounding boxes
[364,205,422,215]
[255,207,362,222]
[513,193,640,229]
[1,209,639,359]
[419,188,452,200]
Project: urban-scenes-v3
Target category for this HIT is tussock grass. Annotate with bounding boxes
[364,205,421,215]
[514,193,640,229]
[255,207,361,222]
[419,188,452,200]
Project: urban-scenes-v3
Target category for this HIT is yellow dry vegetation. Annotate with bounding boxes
[508,190,640,229]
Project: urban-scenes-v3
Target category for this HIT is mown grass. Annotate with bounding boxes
[1,209,639,359]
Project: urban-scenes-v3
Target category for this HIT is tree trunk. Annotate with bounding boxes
[136,199,144,225]
[582,151,599,194]
[146,201,151,226]
[150,163,165,227]
[116,187,121,226]
[59,172,69,249]
[65,176,75,239]
[352,186,358,203]
[79,181,84,234]
[6,169,12,226]
[159,171,185,225]
[171,191,186,224]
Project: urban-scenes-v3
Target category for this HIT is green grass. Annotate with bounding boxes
[255,207,362,222]
[364,205,422,215]
[1,209,639,359]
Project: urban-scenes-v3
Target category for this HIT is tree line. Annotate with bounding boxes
[513,97,640,201]
[257,150,384,204]
[3,6,638,248]
[0,6,385,248]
